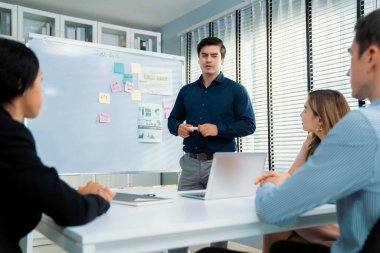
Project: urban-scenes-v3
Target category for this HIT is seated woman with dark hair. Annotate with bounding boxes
[0,38,115,253]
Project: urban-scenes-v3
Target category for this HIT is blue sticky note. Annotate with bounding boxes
[114,63,125,74]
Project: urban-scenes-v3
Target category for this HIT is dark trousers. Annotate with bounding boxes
[196,241,330,253]
[196,247,246,253]
[269,241,330,253]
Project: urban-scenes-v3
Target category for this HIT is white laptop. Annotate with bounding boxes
[180,152,267,200]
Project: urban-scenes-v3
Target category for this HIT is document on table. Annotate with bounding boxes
[112,192,174,206]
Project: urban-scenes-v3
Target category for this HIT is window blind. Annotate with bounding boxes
[180,34,187,58]
[363,0,379,106]
[311,0,358,109]
[364,0,379,14]
[240,2,269,169]
[270,0,308,171]
[189,26,210,82]
[180,34,189,84]
[179,0,378,173]
[213,13,237,81]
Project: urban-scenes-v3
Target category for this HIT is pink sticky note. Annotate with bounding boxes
[125,82,134,93]
[165,109,172,119]
[110,81,122,92]
[163,99,172,109]
[99,112,111,123]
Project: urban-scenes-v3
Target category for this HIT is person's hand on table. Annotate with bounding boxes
[78,181,115,203]
[255,171,290,187]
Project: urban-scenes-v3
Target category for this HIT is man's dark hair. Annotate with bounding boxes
[0,38,40,104]
[197,37,226,59]
[354,8,380,57]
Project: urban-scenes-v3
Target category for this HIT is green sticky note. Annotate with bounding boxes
[114,63,125,74]
[123,73,133,84]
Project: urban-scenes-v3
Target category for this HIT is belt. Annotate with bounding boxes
[189,153,214,161]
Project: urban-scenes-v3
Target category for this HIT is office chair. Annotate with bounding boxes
[361,218,380,253]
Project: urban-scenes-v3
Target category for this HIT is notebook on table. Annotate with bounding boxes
[180,152,267,200]
[112,193,173,206]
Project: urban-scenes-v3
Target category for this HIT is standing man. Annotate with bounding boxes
[254,8,380,253]
[168,37,255,252]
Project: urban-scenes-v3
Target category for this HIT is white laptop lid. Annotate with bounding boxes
[181,152,267,200]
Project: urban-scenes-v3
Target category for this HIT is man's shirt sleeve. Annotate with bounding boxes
[168,88,186,136]
[217,86,256,138]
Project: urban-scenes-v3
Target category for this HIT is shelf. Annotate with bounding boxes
[0,2,17,40]
[131,28,161,52]
[60,15,97,43]
[9,4,161,50]
[18,6,59,42]
[98,22,130,48]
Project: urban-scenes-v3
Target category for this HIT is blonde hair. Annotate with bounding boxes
[306,89,350,158]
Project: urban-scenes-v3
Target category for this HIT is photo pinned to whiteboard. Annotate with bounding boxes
[138,67,173,95]
[137,103,162,143]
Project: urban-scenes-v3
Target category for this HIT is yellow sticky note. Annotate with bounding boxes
[99,92,110,104]
[131,63,141,74]
[131,90,142,101]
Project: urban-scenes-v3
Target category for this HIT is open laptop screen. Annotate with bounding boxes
[181,152,267,200]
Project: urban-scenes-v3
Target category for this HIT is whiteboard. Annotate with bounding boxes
[27,35,184,174]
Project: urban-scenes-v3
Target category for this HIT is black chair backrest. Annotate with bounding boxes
[361,218,380,253]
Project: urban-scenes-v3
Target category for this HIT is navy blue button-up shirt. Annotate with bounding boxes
[168,72,256,153]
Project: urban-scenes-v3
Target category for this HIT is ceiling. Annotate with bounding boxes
[2,0,212,31]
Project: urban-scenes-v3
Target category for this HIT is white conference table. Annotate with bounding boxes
[33,189,337,253]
